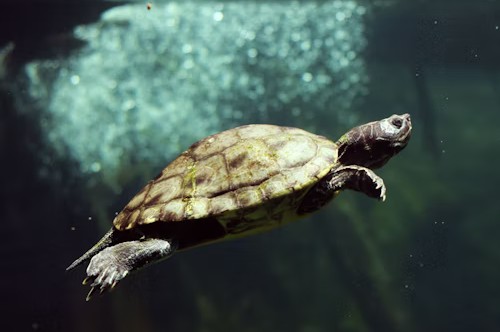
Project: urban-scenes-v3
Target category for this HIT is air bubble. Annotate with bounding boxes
[247,48,258,58]
[90,162,101,172]
[70,75,80,85]
[335,29,347,40]
[336,12,346,22]
[182,44,193,54]
[300,40,311,51]
[302,72,313,82]
[244,30,256,40]
[183,59,194,69]
[213,11,224,22]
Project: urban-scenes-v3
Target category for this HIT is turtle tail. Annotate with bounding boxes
[66,228,116,271]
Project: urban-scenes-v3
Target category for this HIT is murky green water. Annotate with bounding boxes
[1,1,499,331]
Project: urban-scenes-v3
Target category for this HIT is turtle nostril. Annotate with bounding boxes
[391,117,403,129]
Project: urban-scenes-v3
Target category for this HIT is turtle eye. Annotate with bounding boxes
[391,117,403,129]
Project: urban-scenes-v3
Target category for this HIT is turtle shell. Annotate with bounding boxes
[113,125,338,237]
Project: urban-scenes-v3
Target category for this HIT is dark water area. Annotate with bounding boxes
[1,1,500,331]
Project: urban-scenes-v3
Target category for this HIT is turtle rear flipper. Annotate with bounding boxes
[84,238,177,301]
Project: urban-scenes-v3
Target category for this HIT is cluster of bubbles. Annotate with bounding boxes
[24,1,369,184]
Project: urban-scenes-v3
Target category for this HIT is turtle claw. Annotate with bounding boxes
[368,171,386,201]
[86,286,97,302]
[83,270,128,300]
[83,246,132,301]
[373,176,386,201]
[82,276,91,285]
[77,239,175,300]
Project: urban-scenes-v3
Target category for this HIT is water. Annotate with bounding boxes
[1,0,499,331]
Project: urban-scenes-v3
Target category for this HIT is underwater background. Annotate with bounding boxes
[1,0,499,331]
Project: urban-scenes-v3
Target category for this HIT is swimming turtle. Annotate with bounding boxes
[67,114,411,300]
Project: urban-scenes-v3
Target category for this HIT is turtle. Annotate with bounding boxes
[67,113,412,300]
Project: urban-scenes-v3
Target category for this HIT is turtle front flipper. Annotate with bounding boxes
[84,238,177,301]
[298,165,386,215]
[328,165,386,201]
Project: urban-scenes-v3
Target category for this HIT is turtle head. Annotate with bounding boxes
[336,114,412,169]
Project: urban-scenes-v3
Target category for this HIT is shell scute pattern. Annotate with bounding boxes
[224,139,281,190]
[236,124,284,139]
[264,134,317,170]
[208,192,238,216]
[259,173,289,199]
[159,199,185,221]
[193,154,228,197]
[148,176,183,205]
[190,129,239,159]
[113,125,338,230]
[124,185,148,212]
[244,191,266,209]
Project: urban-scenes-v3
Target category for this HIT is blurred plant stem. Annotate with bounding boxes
[318,198,415,332]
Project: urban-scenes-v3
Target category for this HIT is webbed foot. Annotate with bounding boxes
[83,238,176,301]
[329,165,387,201]
[84,245,131,300]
